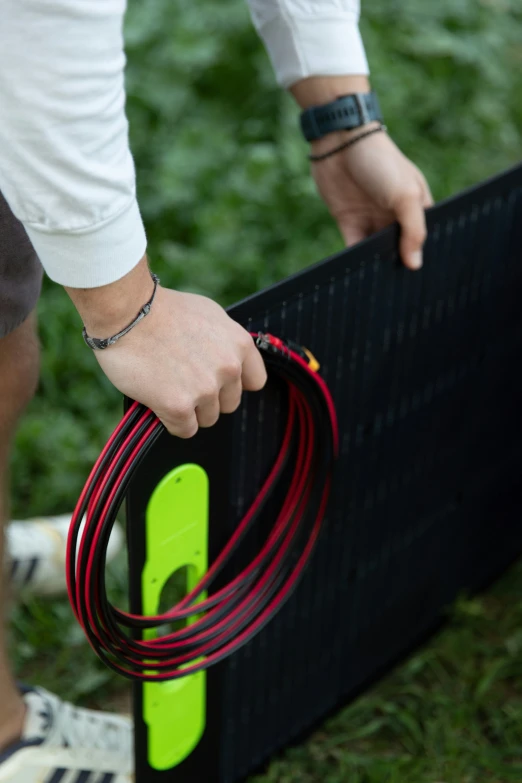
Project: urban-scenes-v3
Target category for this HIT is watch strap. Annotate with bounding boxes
[300,92,383,142]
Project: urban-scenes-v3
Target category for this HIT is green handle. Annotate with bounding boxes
[142,463,209,770]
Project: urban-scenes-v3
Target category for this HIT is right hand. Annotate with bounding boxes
[68,267,267,438]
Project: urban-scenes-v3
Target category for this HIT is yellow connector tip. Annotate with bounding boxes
[303,348,320,373]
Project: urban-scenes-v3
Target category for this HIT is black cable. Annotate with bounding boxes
[66,334,338,681]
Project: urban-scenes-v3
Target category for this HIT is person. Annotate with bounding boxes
[0,1,432,781]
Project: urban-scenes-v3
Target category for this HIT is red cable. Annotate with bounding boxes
[84,384,312,657]
[67,334,338,680]
[66,400,141,616]
[76,386,319,679]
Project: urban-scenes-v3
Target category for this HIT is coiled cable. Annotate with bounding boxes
[66,333,338,682]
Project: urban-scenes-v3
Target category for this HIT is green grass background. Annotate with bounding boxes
[9,0,522,780]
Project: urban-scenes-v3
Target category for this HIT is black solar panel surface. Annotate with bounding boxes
[128,163,522,783]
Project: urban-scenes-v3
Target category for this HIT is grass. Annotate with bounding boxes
[10,553,522,781]
[251,562,522,782]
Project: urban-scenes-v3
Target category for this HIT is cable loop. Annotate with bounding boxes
[66,335,338,681]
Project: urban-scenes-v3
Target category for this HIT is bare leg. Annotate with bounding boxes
[0,313,39,750]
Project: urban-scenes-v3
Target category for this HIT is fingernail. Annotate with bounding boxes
[410,251,423,270]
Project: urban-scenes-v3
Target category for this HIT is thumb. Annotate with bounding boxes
[394,193,428,271]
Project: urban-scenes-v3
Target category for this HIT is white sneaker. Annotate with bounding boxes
[0,686,133,782]
[6,515,124,597]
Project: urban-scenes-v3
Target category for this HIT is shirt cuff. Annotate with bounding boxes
[258,16,369,89]
[24,198,147,288]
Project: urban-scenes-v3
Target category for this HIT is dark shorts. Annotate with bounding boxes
[0,191,43,339]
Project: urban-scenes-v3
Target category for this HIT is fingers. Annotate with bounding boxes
[161,382,240,436]
[160,406,199,439]
[418,171,434,208]
[161,381,242,436]
[161,334,266,438]
[337,218,368,248]
[219,378,243,414]
[394,190,428,271]
[240,336,268,392]
[196,396,221,428]
[195,337,266,431]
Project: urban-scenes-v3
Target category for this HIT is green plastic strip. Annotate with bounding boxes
[142,463,209,771]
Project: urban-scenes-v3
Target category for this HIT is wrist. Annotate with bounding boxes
[290,75,371,110]
[66,255,153,336]
[310,120,382,158]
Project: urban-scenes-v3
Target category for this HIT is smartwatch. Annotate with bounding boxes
[300,92,383,142]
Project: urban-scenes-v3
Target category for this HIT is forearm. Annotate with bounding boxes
[290,75,370,108]
[247,0,430,275]
[0,0,145,289]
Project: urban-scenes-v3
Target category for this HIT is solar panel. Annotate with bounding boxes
[127,162,522,783]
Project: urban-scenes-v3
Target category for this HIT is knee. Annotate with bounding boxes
[0,315,40,430]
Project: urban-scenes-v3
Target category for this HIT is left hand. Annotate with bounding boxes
[291,76,434,270]
[310,124,433,270]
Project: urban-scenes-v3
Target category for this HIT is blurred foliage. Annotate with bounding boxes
[11,0,521,518]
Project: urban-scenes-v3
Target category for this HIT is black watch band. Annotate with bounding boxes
[300,92,383,142]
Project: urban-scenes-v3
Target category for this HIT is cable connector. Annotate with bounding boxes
[254,333,320,372]
[284,339,321,373]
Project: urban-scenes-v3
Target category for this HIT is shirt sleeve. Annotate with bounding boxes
[246,0,369,88]
[0,0,147,288]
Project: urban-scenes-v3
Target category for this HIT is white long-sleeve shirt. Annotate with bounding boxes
[0,1,368,288]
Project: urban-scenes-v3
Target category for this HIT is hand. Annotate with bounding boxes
[66,258,267,437]
[291,76,434,270]
[310,126,433,270]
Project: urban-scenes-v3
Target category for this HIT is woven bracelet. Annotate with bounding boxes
[309,123,387,163]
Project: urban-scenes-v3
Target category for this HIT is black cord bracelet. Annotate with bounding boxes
[309,123,387,163]
[82,272,160,351]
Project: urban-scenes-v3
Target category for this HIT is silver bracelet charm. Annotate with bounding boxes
[82,272,160,350]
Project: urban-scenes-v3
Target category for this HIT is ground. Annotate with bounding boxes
[11,555,522,782]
